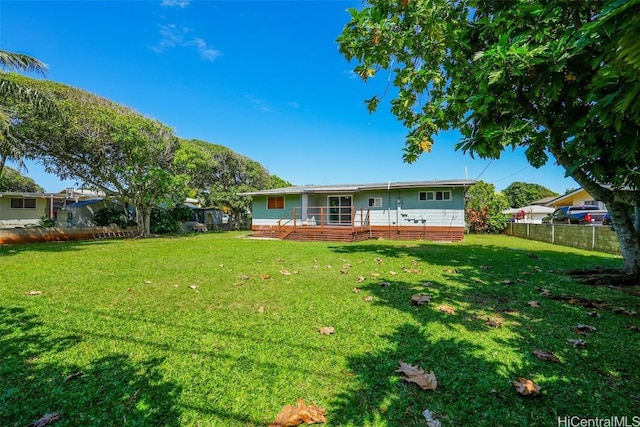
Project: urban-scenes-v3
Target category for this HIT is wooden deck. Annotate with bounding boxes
[249,206,465,242]
[250,224,465,242]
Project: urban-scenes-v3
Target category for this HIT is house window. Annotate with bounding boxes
[10,197,37,209]
[368,197,382,207]
[267,196,284,210]
[419,191,451,201]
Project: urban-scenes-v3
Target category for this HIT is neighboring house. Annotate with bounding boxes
[503,205,555,224]
[182,201,229,232]
[238,180,476,242]
[62,198,134,228]
[0,192,63,228]
[547,188,607,210]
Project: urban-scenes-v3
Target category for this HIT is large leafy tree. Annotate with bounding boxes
[175,139,290,228]
[338,0,640,277]
[0,166,44,192]
[5,74,184,235]
[0,50,49,176]
[503,182,559,208]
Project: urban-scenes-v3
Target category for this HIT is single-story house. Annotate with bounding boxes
[238,179,476,242]
[502,205,555,224]
[61,198,134,228]
[547,188,607,210]
[0,192,63,228]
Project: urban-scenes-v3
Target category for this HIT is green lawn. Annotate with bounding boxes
[1,232,639,426]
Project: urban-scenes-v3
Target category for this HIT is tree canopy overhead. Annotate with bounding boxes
[338,0,640,277]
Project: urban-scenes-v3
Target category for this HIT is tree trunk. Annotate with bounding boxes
[134,204,152,236]
[608,201,640,278]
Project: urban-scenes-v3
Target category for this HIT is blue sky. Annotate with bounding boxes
[2,0,579,195]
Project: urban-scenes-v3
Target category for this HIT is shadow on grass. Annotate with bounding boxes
[325,241,638,426]
[0,239,116,256]
[0,306,182,427]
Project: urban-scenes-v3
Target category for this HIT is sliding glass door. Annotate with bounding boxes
[328,195,352,225]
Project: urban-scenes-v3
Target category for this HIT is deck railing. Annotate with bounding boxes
[277,206,370,238]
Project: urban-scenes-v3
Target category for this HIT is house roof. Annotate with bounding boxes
[65,198,105,208]
[0,192,65,198]
[238,179,476,197]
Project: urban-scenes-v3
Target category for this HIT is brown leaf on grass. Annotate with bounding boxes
[362,296,374,302]
[29,413,60,427]
[512,377,541,396]
[356,276,365,283]
[390,271,397,276]
[587,311,601,318]
[379,281,391,287]
[486,315,504,328]
[411,294,432,306]
[268,399,326,427]
[501,279,514,284]
[318,326,335,335]
[574,324,597,334]
[258,306,265,314]
[340,269,349,274]
[64,371,84,382]
[280,270,291,276]
[261,274,272,280]
[627,324,640,332]
[25,290,42,296]
[352,287,361,293]
[537,288,552,296]
[528,300,541,308]
[402,267,419,273]
[532,350,561,363]
[374,257,383,264]
[396,362,437,390]
[370,272,380,277]
[437,305,456,315]
[568,338,587,347]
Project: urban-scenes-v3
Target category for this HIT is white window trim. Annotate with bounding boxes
[419,191,452,202]
[266,196,285,210]
[368,197,382,207]
[10,197,37,209]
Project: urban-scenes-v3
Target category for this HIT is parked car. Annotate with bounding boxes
[545,206,608,225]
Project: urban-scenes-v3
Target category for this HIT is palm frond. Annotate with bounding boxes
[0,50,48,76]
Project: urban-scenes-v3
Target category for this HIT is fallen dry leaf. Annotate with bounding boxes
[370,272,380,277]
[261,274,272,280]
[486,315,504,328]
[64,371,84,382]
[437,305,456,315]
[375,257,383,264]
[574,324,597,334]
[501,279,514,284]
[512,377,541,396]
[587,311,601,318]
[362,296,374,302]
[318,326,335,335]
[268,399,326,427]
[537,288,552,296]
[532,350,561,363]
[379,281,391,287]
[627,324,640,332]
[258,306,265,314]
[396,361,437,390]
[390,271,397,276]
[144,280,153,284]
[568,338,587,347]
[528,300,541,308]
[25,290,42,296]
[352,287,360,293]
[280,270,291,276]
[411,294,432,306]
[356,276,365,283]
[421,409,442,427]
[30,413,60,427]
[189,285,198,290]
